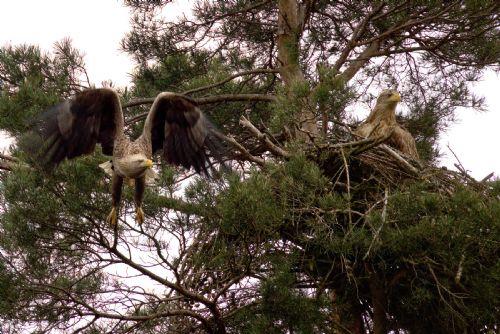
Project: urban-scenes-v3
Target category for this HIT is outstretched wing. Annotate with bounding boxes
[143,92,220,174]
[22,88,123,168]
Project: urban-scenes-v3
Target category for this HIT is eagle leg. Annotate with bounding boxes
[106,207,118,225]
[134,176,146,225]
[136,207,145,225]
[107,173,123,225]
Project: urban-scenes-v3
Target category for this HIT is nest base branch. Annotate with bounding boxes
[212,131,266,166]
[0,154,19,171]
[239,116,291,158]
[380,144,420,176]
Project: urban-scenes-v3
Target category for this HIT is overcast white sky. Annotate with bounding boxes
[0,0,498,179]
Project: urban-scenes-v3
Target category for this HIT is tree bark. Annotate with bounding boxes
[370,273,388,334]
[347,304,365,334]
[329,289,365,334]
[337,40,381,83]
[277,0,318,140]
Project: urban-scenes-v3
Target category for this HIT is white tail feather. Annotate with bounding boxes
[99,160,114,177]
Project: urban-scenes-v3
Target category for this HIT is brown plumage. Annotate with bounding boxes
[354,90,419,159]
[25,88,222,225]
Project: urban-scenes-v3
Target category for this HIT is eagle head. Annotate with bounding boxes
[378,89,401,104]
[115,154,154,178]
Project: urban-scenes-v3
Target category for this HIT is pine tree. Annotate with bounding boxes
[1,1,499,333]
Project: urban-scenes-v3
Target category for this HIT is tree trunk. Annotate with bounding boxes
[329,289,365,334]
[347,304,365,334]
[336,40,381,83]
[277,0,318,140]
[370,273,388,334]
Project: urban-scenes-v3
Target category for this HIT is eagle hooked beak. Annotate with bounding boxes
[144,159,154,168]
[389,92,401,102]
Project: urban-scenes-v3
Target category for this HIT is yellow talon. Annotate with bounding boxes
[106,207,118,225]
[136,207,144,225]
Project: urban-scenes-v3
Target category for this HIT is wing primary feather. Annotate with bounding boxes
[145,93,225,176]
[21,88,123,169]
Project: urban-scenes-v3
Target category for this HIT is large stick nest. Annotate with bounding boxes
[315,138,491,196]
[224,116,493,197]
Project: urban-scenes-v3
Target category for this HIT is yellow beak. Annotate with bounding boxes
[144,159,153,168]
[389,92,401,102]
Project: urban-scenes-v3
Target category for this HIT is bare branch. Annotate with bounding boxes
[123,97,156,109]
[212,131,266,166]
[333,3,386,73]
[199,0,272,25]
[182,68,279,95]
[0,153,17,162]
[0,153,17,171]
[196,93,277,105]
[124,94,277,126]
[336,40,381,82]
[380,144,420,176]
[124,93,276,109]
[239,115,290,158]
[0,160,12,171]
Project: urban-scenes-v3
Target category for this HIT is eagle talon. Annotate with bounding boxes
[106,207,118,225]
[135,207,144,225]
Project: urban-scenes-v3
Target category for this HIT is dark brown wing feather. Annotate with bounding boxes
[390,126,419,159]
[144,93,220,174]
[23,88,123,168]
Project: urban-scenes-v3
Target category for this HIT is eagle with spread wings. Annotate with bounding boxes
[25,88,221,225]
[354,89,419,159]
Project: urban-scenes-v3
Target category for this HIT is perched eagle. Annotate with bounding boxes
[354,89,419,159]
[25,88,221,225]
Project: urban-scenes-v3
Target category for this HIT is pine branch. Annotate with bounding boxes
[199,0,272,25]
[182,68,279,95]
[156,195,209,217]
[124,94,277,125]
[333,3,386,73]
[196,93,277,105]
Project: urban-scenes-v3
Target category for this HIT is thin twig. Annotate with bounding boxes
[340,148,353,227]
[196,94,277,105]
[447,145,468,175]
[363,188,389,260]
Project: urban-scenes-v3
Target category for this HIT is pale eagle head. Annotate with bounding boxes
[377,89,401,105]
[115,154,153,178]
